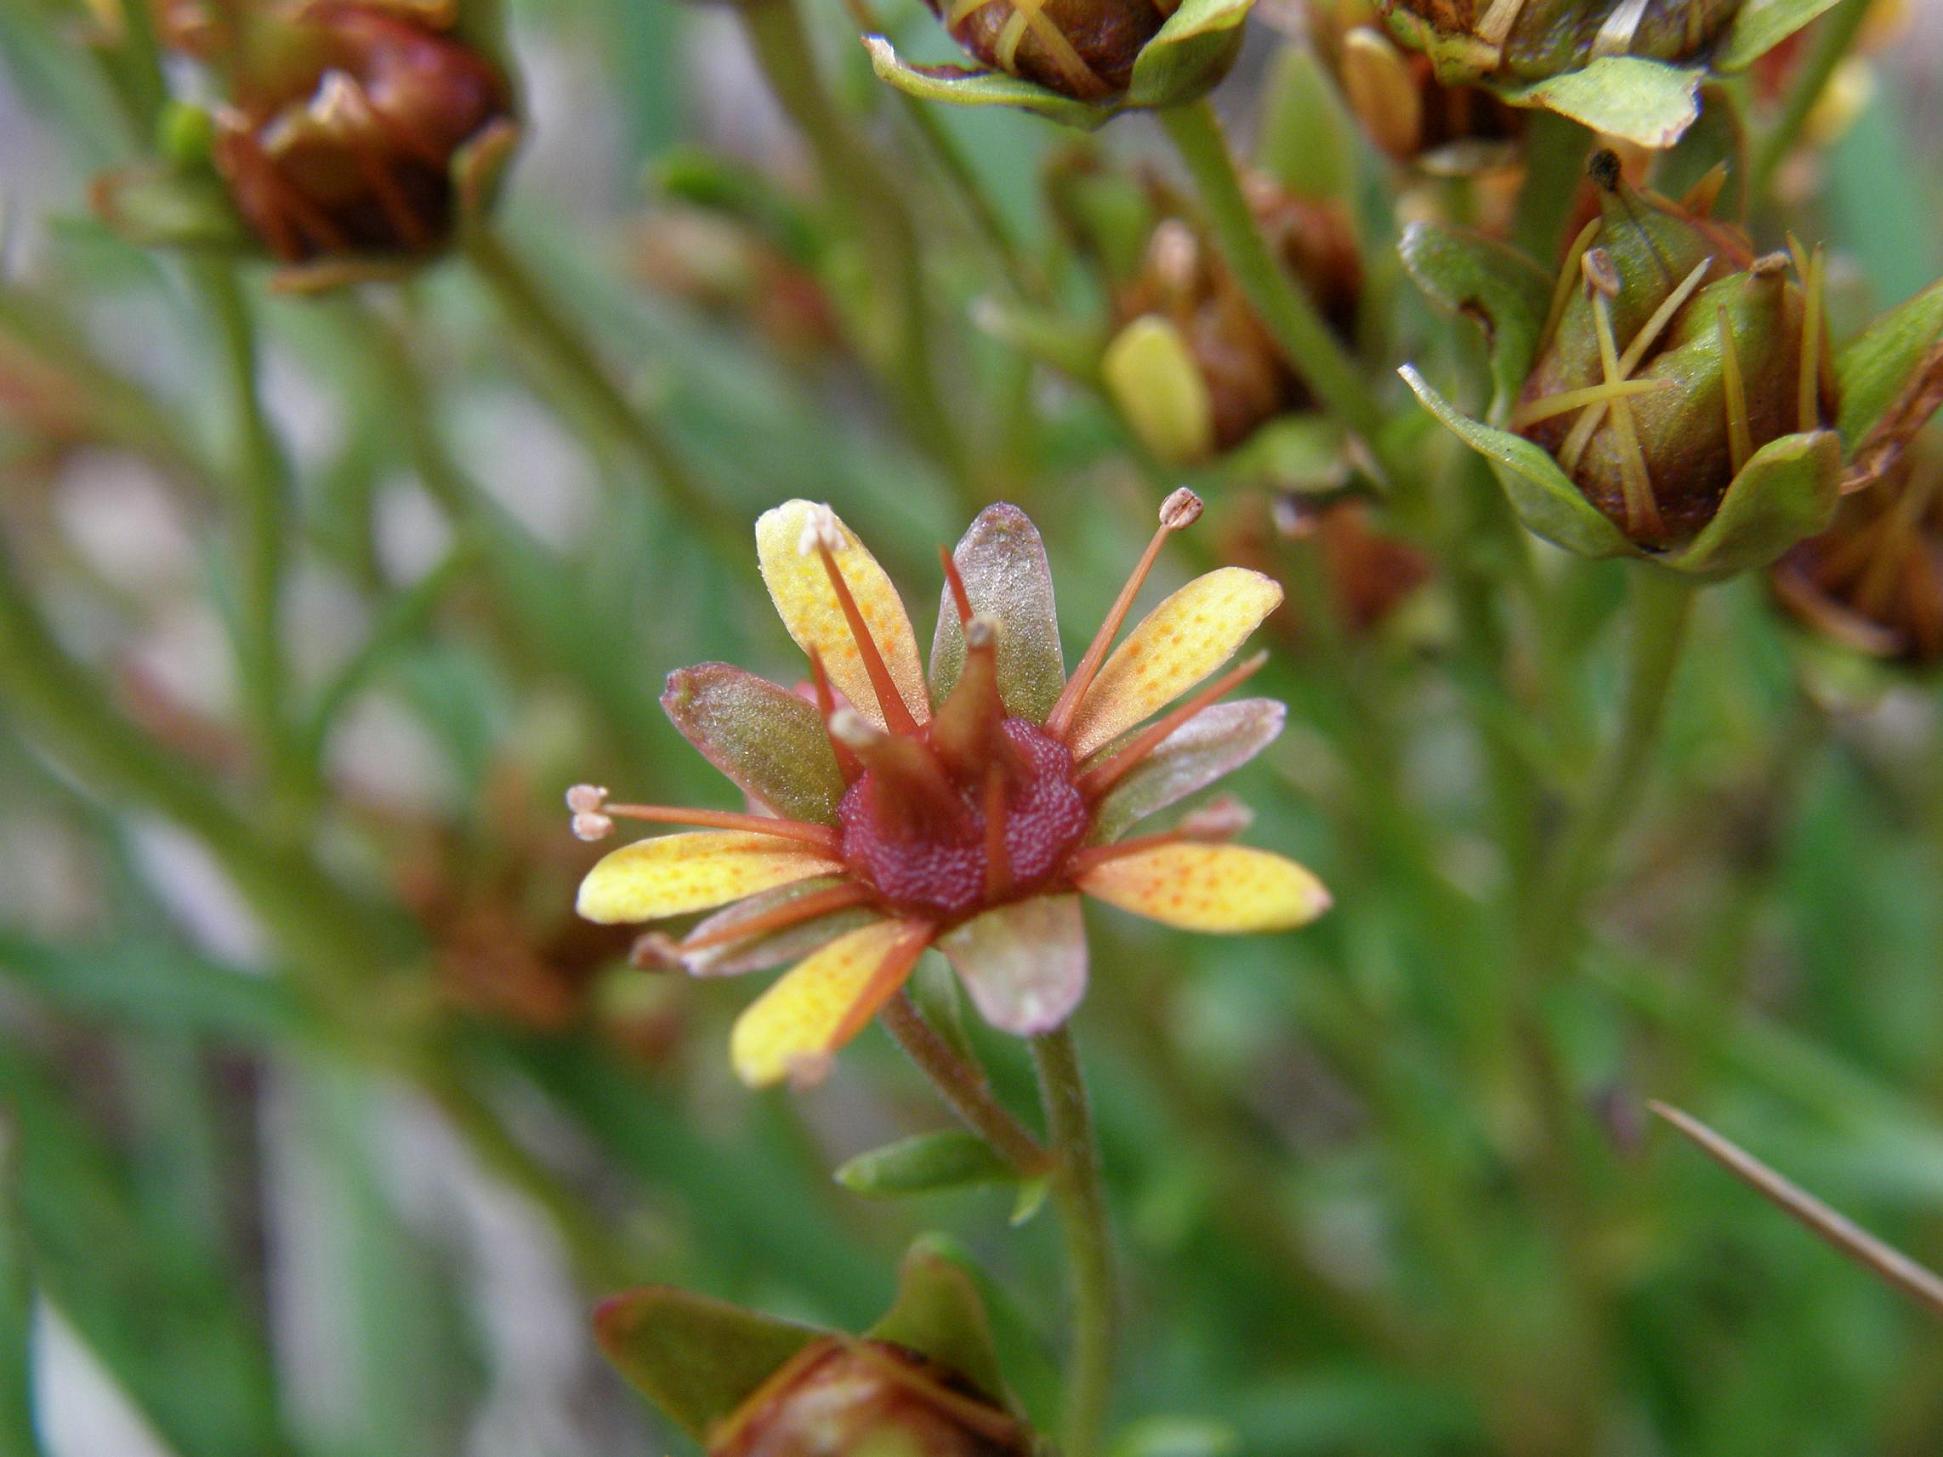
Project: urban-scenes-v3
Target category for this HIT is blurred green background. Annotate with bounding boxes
[1,0,1941,1454]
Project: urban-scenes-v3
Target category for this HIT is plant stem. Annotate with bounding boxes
[1159,99,1393,474]
[879,994,1049,1175]
[1750,0,1873,200]
[1031,1025,1115,1457]
[1532,568,1696,964]
[737,0,980,501]
[195,261,299,807]
[460,228,742,555]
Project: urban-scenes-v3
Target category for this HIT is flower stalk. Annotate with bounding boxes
[1158,100,1396,478]
[1032,1025,1116,1457]
[879,993,1052,1177]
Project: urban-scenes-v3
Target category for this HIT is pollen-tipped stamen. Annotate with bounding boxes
[677,881,876,954]
[1717,302,1754,476]
[1077,651,1269,800]
[829,922,936,1047]
[1510,377,1673,431]
[1799,243,1826,435]
[1046,488,1203,740]
[1065,799,1250,876]
[601,801,843,854]
[1590,289,1663,540]
[814,543,921,738]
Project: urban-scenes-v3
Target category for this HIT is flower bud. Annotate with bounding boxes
[925,0,1173,101]
[1317,8,1521,168]
[1512,155,1830,549]
[1771,448,1943,665]
[1110,180,1362,457]
[710,1339,1030,1457]
[1380,0,1742,82]
[211,3,514,268]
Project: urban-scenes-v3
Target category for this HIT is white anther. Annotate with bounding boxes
[566,783,609,814]
[797,503,847,557]
[571,812,615,842]
[1160,487,1204,530]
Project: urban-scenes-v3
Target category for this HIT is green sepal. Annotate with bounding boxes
[1665,430,1841,578]
[593,1286,822,1441]
[1010,1175,1051,1226]
[1397,221,1552,415]
[1713,0,1848,73]
[834,1131,1016,1199]
[1834,280,1943,449]
[1122,0,1254,110]
[1498,58,1701,150]
[862,0,1252,128]
[1401,365,1635,558]
[867,1244,1011,1404]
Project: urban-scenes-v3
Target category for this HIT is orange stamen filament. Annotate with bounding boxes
[603,803,842,854]
[1717,303,1753,476]
[830,922,936,1046]
[678,881,874,953]
[1067,820,1233,877]
[816,543,920,737]
[939,547,974,625]
[1077,651,1269,800]
[808,648,864,783]
[1046,495,1199,740]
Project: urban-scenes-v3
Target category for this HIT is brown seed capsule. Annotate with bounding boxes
[709,1339,1031,1457]
[211,3,513,265]
[1771,447,1943,665]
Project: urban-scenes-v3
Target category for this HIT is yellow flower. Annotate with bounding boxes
[572,491,1330,1088]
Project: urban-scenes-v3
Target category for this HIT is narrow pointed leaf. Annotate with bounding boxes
[594,1287,821,1441]
[861,38,1111,129]
[1715,0,1848,73]
[834,1132,1015,1199]
[1123,0,1254,110]
[1834,281,1943,448]
[1401,365,1635,558]
[1398,223,1553,413]
[662,664,847,825]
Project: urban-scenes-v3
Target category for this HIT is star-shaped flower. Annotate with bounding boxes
[571,491,1329,1087]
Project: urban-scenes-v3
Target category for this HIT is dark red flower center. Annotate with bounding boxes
[838,719,1089,920]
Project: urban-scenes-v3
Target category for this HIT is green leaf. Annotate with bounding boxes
[1110,1416,1243,1457]
[860,38,1111,130]
[0,932,303,1043]
[1501,58,1702,150]
[1397,222,1553,413]
[1669,430,1842,578]
[835,1131,1016,1199]
[1124,0,1254,111]
[0,1134,41,1457]
[1834,279,1943,447]
[1714,0,1848,73]
[867,1244,1010,1403]
[1399,365,1634,559]
[1654,82,1748,221]
[594,1286,822,1441]
[89,162,254,252]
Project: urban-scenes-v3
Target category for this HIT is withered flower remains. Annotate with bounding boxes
[570,493,1328,1087]
[213,2,515,269]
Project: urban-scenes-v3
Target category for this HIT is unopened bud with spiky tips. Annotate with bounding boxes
[1380,0,1742,83]
[1508,153,1831,552]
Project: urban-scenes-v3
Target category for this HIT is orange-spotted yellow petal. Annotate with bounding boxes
[756,500,929,729]
[1078,843,1331,933]
[1066,567,1282,758]
[730,919,931,1087]
[576,832,843,925]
